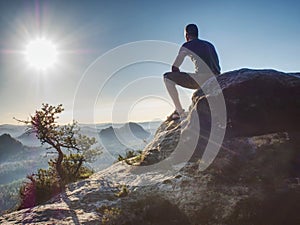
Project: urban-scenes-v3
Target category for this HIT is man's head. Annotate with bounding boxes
[185,24,198,41]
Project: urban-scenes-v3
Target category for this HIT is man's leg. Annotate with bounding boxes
[164,77,184,114]
[163,72,199,115]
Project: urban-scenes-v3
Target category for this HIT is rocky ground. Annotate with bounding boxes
[1,126,299,224]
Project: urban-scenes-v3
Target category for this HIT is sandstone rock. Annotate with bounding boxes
[193,68,300,138]
[141,120,181,165]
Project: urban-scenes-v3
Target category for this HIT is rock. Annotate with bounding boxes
[141,120,181,165]
[192,68,300,138]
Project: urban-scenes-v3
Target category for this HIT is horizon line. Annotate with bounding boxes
[0,119,163,127]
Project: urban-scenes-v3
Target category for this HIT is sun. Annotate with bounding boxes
[25,38,58,70]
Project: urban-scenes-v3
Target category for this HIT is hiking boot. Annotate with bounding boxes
[167,110,186,121]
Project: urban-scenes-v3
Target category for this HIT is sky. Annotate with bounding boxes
[0,0,299,124]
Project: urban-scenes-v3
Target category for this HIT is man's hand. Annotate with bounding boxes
[172,65,180,72]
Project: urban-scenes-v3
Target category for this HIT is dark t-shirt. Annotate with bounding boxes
[174,39,221,75]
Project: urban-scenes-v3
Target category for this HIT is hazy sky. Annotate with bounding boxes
[1,0,299,124]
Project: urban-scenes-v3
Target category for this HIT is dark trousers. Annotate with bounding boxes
[163,72,200,89]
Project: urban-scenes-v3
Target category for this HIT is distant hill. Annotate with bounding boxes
[16,132,41,147]
[0,133,49,185]
[0,125,26,138]
[100,122,150,140]
[78,125,100,139]
[120,122,151,140]
[138,120,163,133]
[100,122,150,139]
[0,134,25,162]
[99,122,150,154]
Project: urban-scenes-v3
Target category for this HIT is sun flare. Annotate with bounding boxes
[25,38,58,70]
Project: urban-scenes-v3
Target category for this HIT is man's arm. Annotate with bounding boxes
[172,46,187,72]
[209,44,221,75]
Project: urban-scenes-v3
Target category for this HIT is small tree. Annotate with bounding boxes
[17,104,102,208]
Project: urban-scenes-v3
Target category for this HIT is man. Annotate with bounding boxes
[164,24,221,120]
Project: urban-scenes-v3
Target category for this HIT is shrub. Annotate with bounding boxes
[17,104,101,209]
[101,207,121,225]
[118,150,143,165]
[18,155,94,209]
[115,185,129,198]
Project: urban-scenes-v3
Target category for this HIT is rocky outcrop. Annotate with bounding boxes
[1,69,300,224]
[142,68,300,166]
[193,68,300,138]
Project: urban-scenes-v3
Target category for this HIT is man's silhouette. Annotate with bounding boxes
[164,24,221,120]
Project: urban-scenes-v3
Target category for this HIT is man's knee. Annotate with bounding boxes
[163,73,176,87]
[164,72,177,82]
[163,72,172,80]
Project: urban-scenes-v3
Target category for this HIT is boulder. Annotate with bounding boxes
[193,68,300,138]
